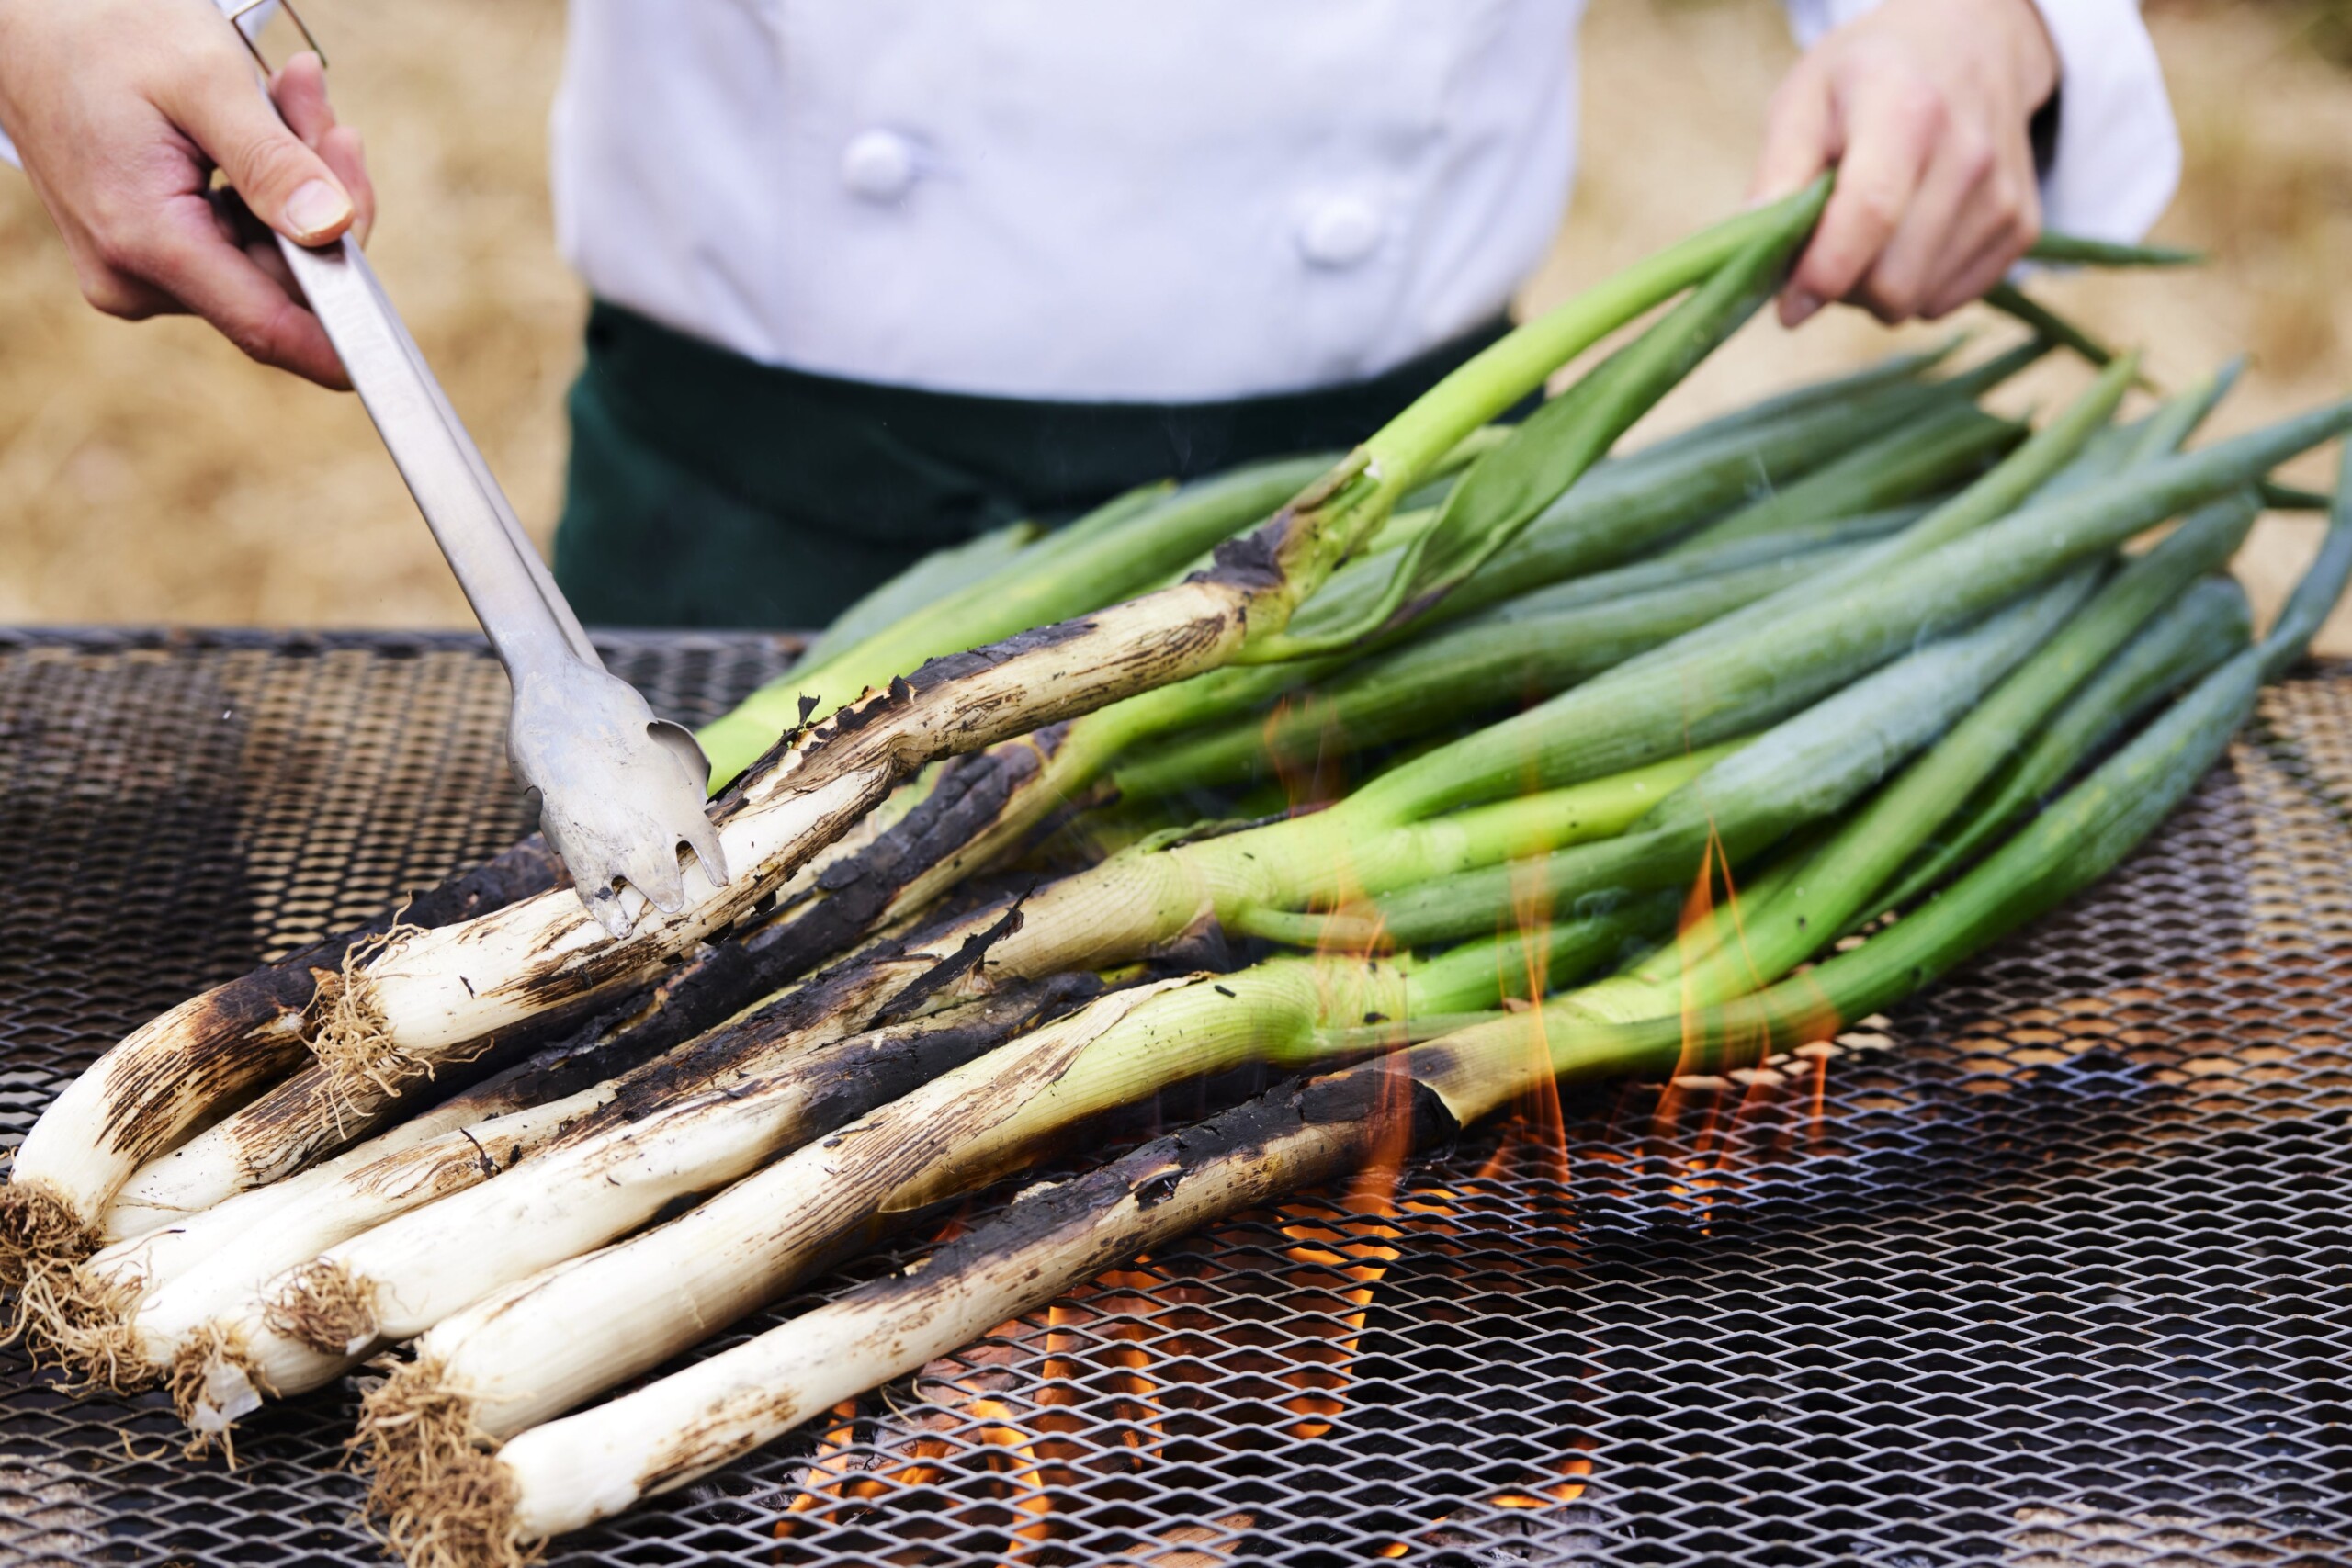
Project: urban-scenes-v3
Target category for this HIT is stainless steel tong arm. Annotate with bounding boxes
[276,233,729,937]
[275,237,594,673]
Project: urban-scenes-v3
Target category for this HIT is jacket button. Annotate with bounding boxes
[1298,197,1384,268]
[841,130,919,202]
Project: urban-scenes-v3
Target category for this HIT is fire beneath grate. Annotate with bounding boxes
[0,629,2345,1568]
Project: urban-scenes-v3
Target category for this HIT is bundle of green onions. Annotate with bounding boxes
[6,194,2349,1568]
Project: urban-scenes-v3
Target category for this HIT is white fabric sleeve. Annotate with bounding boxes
[0,0,272,167]
[1782,0,2180,242]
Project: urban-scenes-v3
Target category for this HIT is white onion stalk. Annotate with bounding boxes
[350,964,1419,1503]
[145,1088,611,1432]
[194,982,1085,1425]
[16,1037,596,1381]
[0,840,564,1290]
[97,797,919,1241]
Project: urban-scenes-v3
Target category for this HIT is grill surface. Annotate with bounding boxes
[0,628,2346,1568]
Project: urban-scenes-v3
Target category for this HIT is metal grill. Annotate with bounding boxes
[0,629,2345,1568]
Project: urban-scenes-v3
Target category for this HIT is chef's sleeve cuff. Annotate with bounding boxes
[2018,0,2180,242]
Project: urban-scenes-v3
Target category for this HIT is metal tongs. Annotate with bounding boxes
[238,13,727,939]
[277,238,729,939]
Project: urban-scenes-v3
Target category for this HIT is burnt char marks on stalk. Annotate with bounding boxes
[94,838,563,1163]
[216,986,616,1185]
[1147,910,1245,976]
[622,1035,1429,1506]
[908,1056,1457,1289]
[778,976,1100,1159]
[481,764,883,1023]
[548,897,1023,1136]
[708,683,909,827]
[1193,456,1359,598]
[908,620,1098,692]
[461,913,849,1119]
[1198,526,1288,596]
[873,902,1026,1027]
[1291,1058,1462,1150]
[767,736,1060,975]
[349,1136,503,1207]
[720,567,1277,852]
[723,618,1097,807]
[1115,1056,1461,1211]
[1125,613,1240,676]
[595,958,910,1124]
[98,987,311,1161]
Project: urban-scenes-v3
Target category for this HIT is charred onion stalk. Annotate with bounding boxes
[66,189,1814,1182]
[349,906,1673,1500]
[104,750,1720,1427]
[365,564,2294,1565]
[346,455,2337,1529]
[85,790,931,1247]
[42,939,1001,1407]
[159,977,1097,1437]
[0,839,562,1292]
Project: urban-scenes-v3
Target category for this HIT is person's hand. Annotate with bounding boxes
[0,0,375,387]
[1752,0,2058,328]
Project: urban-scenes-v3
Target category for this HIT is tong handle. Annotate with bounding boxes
[275,233,600,677]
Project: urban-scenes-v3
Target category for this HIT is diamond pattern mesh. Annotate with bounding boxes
[0,630,2345,1568]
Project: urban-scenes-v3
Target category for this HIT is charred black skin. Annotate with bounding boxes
[755,734,1067,981]
[725,974,1102,1152]
[99,839,563,1164]
[220,858,1046,1189]
[830,1055,1460,1325]
[628,1055,1455,1501]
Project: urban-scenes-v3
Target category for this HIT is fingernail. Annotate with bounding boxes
[1783,288,1822,326]
[284,179,352,242]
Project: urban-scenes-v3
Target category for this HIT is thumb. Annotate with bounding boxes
[162,46,355,246]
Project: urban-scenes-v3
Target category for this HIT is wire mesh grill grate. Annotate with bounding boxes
[0,630,2344,1568]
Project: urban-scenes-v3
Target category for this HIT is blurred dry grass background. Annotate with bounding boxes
[1,0,2346,650]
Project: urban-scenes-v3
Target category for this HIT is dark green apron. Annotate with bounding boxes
[552,301,1511,629]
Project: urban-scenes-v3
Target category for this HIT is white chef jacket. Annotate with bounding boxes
[551,0,2180,403]
[1,1,2181,403]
